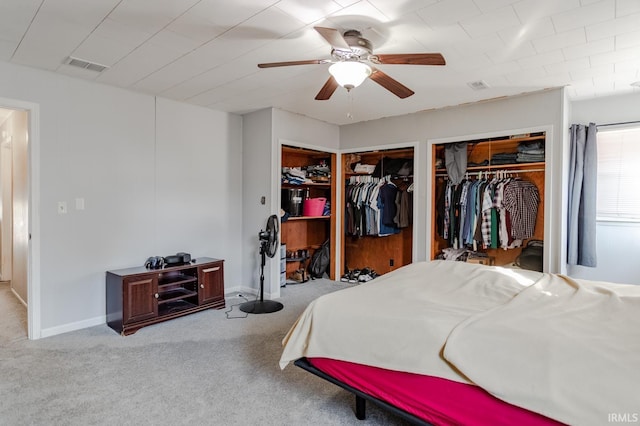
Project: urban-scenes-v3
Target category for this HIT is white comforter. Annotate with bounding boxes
[280,260,541,383]
[444,273,640,426]
[281,261,640,425]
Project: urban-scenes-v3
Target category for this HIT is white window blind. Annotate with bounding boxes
[597,126,640,221]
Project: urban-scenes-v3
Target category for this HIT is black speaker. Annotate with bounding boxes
[177,252,191,263]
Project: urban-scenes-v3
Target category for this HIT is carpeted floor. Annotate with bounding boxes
[0,280,411,425]
[0,281,28,344]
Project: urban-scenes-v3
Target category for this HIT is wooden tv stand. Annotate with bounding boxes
[106,257,225,335]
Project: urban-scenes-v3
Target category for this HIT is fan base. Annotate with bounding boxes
[239,300,284,314]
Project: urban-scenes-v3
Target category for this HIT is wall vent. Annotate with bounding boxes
[467,80,490,90]
[65,56,109,73]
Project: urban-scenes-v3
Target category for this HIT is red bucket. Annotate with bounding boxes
[303,197,326,216]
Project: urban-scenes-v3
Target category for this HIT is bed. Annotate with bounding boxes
[280,260,640,426]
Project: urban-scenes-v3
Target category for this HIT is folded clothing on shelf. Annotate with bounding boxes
[517,141,544,153]
[282,167,308,185]
[490,152,518,165]
[516,153,545,162]
[353,163,377,174]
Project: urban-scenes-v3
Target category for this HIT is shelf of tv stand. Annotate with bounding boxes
[158,273,197,287]
[158,287,198,303]
[158,300,198,316]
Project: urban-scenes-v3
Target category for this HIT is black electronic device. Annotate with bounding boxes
[144,256,164,269]
[163,255,183,266]
[162,252,192,266]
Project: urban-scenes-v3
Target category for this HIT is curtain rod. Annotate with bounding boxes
[596,120,640,128]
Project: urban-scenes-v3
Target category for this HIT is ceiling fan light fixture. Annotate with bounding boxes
[329,61,372,90]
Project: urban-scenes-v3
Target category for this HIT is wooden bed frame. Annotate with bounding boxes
[294,357,431,425]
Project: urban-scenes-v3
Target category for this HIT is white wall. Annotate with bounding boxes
[0,60,243,337]
[340,89,566,273]
[0,111,14,283]
[271,109,340,295]
[568,92,640,284]
[155,98,243,286]
[241,108,274,297]
[242,108,339,299]
[272,108,340,151]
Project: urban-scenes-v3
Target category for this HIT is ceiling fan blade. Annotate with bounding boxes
[369,68,414,99]
[315,76,339,100]
[258,59,329,68]
[374,53,446,66]
[314,27,351,52]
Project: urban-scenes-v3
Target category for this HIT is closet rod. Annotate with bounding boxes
[435,168,545,177]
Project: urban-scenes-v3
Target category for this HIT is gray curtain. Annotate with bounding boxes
[567,123,597,267]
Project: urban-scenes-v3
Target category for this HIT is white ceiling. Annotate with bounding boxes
[1,0,639,125]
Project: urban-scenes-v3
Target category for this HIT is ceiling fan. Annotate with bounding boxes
[258,26,446,100]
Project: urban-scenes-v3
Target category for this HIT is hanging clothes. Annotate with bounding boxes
[502,179,540,240]
[438,174,540,251]
[345,176,412,238]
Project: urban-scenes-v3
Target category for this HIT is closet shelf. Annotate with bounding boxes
[435,161,545,173]
[344,172,373,177]
[286,216,330,221]
[282,182,331,188]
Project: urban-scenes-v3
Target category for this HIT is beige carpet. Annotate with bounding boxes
[0,279,411,426]
[0,281,28,345]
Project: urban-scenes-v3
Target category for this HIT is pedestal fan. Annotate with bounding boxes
[240,214,284,314]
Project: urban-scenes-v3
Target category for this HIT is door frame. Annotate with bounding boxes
[0,96,41,340]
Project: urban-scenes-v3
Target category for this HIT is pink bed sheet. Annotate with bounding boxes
[308,357,564,426]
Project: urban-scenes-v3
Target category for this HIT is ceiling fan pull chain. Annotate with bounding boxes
[347,91,354,121]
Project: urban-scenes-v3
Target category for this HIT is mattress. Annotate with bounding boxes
[309,357,563,426]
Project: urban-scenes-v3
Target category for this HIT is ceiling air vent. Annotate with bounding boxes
[65,56,109,73]
[467,80,490,90]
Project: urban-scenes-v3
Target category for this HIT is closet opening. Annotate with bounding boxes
[431,132,546,269]
[341,147,414,282]
[280,144,336,283]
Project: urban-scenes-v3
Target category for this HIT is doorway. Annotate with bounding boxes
[0,99,37,339]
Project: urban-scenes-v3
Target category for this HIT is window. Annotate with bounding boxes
[596,126,640,221]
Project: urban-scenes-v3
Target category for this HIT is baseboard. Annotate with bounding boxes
[39,286,275,338]
[224,285,258,297]
[40,315,106,338]
[224,285,280,300]
[11,287,27,307]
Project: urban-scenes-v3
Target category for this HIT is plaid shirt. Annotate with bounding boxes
[503,180,540,240]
